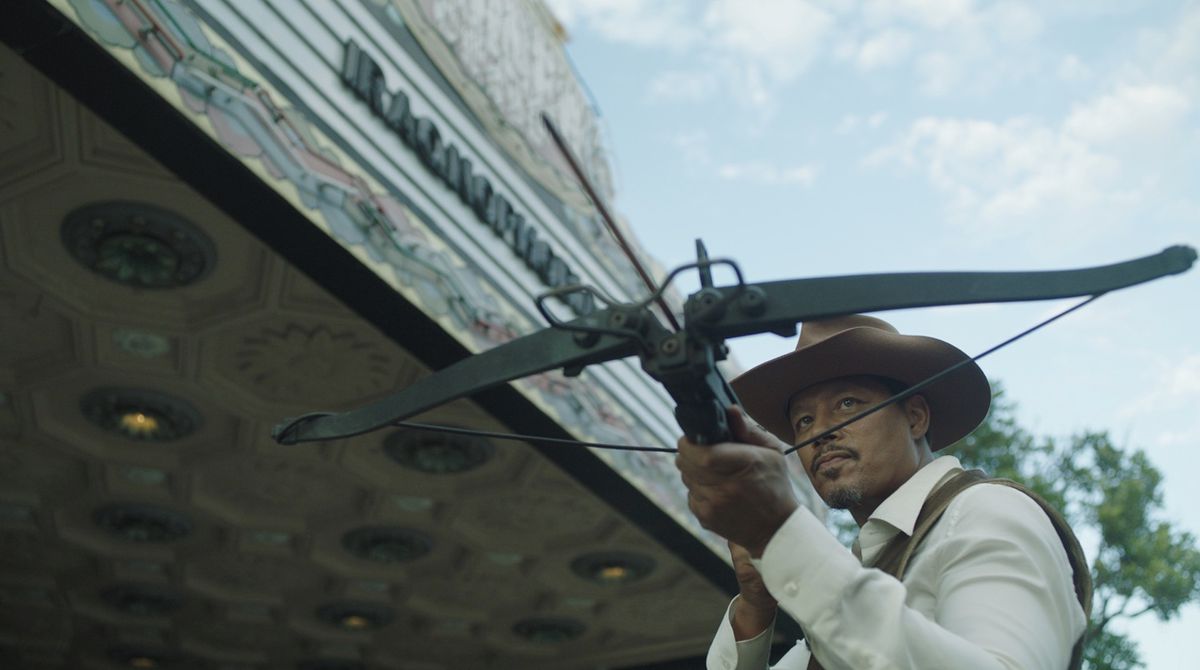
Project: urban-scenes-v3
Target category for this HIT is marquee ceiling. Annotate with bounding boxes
[0,42,731,670]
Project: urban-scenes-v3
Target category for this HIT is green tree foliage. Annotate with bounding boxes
[950,387,1200,670]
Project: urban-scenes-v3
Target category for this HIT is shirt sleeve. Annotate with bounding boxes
[707,598,811,670]
[757,486,1086,670]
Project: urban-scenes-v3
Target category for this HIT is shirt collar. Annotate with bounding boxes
[854,455,963,564]
[870,455,963,536]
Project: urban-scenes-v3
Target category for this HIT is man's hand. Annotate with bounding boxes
[729,541,778,640]
[675,406,799,557]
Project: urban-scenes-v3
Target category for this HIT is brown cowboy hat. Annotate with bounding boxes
[731,314,991,450]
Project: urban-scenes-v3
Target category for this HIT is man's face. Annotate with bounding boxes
[787,376,932,522]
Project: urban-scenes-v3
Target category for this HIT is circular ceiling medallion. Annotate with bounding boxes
[79,387,201,442]
[570,551,656,586]
[341,526,432,564]
[61,201,216,289]
[93,504,193,543]
[112,328,172,358]
[512,617,586,644]
[101,583,183,616]
[315,602,395,632]
[383,427,494,474]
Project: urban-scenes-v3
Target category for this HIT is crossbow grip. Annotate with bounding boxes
[642,331,741,445]
[670,370,740,445]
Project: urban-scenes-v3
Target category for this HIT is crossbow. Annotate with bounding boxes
[273,242,1195,447]
[274,116,1195,449]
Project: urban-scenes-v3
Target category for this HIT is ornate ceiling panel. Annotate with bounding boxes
[0,38,728,669]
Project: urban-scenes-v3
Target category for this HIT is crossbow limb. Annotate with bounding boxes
[273,244,1194,447]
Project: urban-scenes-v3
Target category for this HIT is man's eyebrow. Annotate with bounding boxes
[788,396,817,416]
[789,383,870,415]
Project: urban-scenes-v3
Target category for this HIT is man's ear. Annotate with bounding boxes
[903,394,931,443]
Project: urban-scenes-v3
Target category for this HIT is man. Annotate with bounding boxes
[676,315,1089,670]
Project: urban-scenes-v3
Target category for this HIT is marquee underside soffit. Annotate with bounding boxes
[0,42,730,670]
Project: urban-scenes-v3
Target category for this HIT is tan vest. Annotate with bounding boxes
[806,469,1092,670]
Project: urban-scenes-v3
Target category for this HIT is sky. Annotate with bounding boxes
[543,1,1200,667]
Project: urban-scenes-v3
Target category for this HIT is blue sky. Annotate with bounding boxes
[545,1,1200,666]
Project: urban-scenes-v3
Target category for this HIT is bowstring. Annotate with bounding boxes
[784,294,1101,455]
[388,294,1101,456]
[390,421,676,453]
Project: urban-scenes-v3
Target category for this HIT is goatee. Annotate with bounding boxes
[828,485,864,510]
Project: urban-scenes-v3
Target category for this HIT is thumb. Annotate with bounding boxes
[726,405,786,452]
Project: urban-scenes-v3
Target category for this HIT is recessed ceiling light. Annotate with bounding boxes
[61,201,216,289]
[315,602,395,631]
[80,388,201,442]
[570,551,656,586]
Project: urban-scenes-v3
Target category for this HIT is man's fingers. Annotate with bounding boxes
[677,442,758,483]
[727,406,786,452]
[728,541,753,564]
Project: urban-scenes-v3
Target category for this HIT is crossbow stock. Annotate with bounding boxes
[273,243,1195,447]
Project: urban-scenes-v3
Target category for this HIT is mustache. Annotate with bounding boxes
[812,446,859,474]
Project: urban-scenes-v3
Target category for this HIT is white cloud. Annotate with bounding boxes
[865,114,1140,238]
[865,42,1196,240]
[550,0,836,114]
[1119,355,1200,429]
[666,131,817,185]
[543,0,700,48]
[835,112,888,134]
[861,0,974,30]
[1064,83,1192,147]
[984,1,1043,42]
[914,50,963,96]
[835,115,860,135]
[716,162,818,186]
[1152,423,1200,449]
[1151,353,1200,399]
[1139,3,1200,82]
[1056,54,1091,82]
[554,0,1056,107]
[849,29,914,70]
[855,1,1044,95]
[702,0,835,80]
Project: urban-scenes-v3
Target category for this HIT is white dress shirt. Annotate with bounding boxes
[707,456,1086,670]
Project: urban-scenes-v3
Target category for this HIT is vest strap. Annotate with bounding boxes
[806,469,1091,670]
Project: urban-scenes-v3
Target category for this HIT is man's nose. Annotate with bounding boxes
[808,420,842,448]
[814,431,837,445]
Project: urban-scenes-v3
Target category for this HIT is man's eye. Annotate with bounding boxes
[795,416,813,430]
[838,398,858,409]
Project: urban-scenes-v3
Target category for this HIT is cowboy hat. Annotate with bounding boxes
[730,314,991,450]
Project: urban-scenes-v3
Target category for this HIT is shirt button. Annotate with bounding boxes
[783,581,800,597]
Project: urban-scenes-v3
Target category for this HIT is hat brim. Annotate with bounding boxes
[731,327,990,450]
